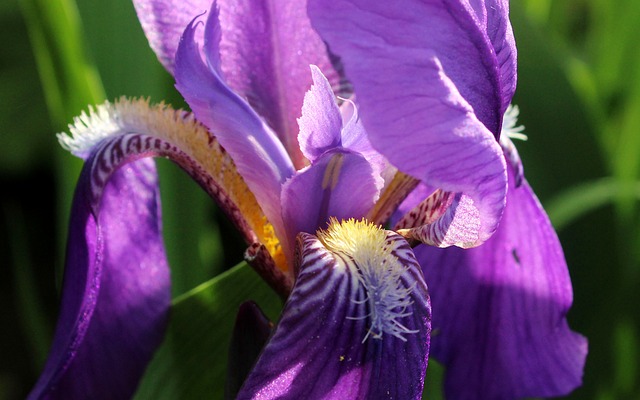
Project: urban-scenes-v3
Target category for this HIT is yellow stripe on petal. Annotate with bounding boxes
[366,171,419,225]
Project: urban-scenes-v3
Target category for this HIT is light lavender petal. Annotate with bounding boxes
[133,0,210,73]
[214,0,338,167]
[281,150,379,244]
[297,65,343,162]
[174,14,295,257]
[308,0,508,246]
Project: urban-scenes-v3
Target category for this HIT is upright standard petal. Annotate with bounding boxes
[29,157,170,400]
[297,65,343,163]
[238,220,431,400]
[133,0,210,73]
[298,65,387,185]
[465,0,518,112]
[308,0,508,246]
[415,168,587,399]
[175,14,296,261]
[281,150,379,246]
[214,0,338,167]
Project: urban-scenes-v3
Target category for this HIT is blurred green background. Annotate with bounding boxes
[1,0,639,398]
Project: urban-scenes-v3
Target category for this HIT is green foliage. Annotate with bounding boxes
[134,262,282,399]
[3,0,640,398]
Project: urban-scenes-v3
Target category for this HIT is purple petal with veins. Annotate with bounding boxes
[238,222,431,399]
[298,66,344,162]
[175,12,296,256]
[415,167,587,399]
[214,0,338,167]
[308,0,508,246]
[298,66,386,190]
[281,150,379,249]
[133,0,210,73]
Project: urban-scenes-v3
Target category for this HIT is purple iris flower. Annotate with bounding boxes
[29,0,586,399]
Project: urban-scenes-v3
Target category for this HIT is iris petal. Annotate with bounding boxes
[59,99,285,267]
[29,157,170,400]
[308,0,508,246]
[213,0,338,166]
[238,222,431,399]
[133,0,209,73]
[298,65,343,162]
[174,12,296,260]
[415,167,587,399]
[308,0,507,135]
[281,150,379,248]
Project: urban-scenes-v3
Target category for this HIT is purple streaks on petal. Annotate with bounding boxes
[133,0,210,73]
[298,65,343,162]
[238,230,430,399]
[415,168,587,399]
[215,0,338,167]
[396,193,488,249]
[308,2,508,245]
[29,156,170,399]
[472,0,518,113]
[175,15,295,254]
[309,0,505,134]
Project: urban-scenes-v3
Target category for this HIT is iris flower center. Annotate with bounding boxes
[317,218,418,342]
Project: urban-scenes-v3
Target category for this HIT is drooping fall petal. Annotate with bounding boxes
[415,168,587,399]
[28,157,170,400]
[238,221,431,399]
[308,0,508,247]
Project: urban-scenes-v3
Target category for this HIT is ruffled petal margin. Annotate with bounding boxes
[415,168,587,399]
[238,222,431,400]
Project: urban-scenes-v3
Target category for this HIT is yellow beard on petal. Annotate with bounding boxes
[317,218,417,341]
[317,218,388,264]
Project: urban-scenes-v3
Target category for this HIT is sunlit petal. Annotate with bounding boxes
[239,221,431,399]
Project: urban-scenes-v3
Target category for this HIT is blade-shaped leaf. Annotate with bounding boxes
[134,262,282,399]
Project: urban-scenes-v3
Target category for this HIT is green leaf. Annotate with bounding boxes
[422,360,445,399]
[546,178,640,230]
[19,0,105,127]
[134,262,283,399]
[156,160,225,298]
